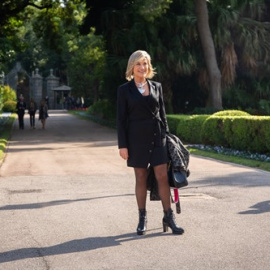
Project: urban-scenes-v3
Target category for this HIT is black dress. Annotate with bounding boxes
[117,79,169,168]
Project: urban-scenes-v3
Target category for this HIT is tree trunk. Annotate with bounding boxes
[195,0,223,109]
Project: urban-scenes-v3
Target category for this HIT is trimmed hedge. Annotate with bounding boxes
[166,114,189,134]
[177,115,209,143]
[212,110,250,116]
[167,110,270,154]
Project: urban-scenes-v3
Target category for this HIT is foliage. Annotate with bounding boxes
[168,113,270,154]
[174,115,209,143]
[0,114,15,161]
[191,107,219,115]
[0,85,17,103]
[88,99,116,121]
[166,114,189,134]
[201,115,270,153]
[66,32,106,103]
[201,116,227,145]
[1,0,270,114]
[0,85,16,111]
[2,100,17,113]
[258,99,270,115]
[212,110,250,116]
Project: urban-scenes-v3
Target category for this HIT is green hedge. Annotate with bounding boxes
[88,99,116,121]
[167,114,189,134]
[167,110,270,154]
[2,100,17,112]
[212,110,250,116]
[177,115,209,143]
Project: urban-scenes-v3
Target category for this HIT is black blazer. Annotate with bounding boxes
[117,79,169,167]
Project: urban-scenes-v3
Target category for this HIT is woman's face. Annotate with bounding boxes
[133,57,149,81]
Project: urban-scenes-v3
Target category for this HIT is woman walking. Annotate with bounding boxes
[28,98,37,129]
[39,99,49,129]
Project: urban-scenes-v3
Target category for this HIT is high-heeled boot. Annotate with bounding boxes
[163,208,184,234]
[137,209,147,235]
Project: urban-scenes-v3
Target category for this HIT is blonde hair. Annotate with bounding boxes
[125,50,156,81]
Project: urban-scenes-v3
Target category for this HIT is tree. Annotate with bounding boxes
[0,0,53,36]
[195,0,222,109]
[66,32,106,104]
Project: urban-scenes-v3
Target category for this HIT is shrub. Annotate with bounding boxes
[2,100,17,112]
[262,119,270,152]
[202,116,228,146]
[212,110,250,116]
[0,85,16,103]
[88,99,116,121]
[177,115,209,143]
[167,114,189,134]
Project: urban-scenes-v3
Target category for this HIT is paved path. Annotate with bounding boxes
[0,111,270,270]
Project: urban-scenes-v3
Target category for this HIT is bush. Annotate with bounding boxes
[202,116,228,146]
[2,100,17,112]
[88,99,116,121]
[225,117,270,153]
[167,114,189,134]
[169,111,270,154]
[177,115,209,143]
[212,110,250,116]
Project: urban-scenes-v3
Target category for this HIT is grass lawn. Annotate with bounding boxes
[189,148,270,172]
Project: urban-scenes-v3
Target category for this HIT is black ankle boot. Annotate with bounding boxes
[163,208,184,234]
[137,209,147,235]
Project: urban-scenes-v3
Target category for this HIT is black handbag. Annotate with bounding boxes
[168,161,189,189]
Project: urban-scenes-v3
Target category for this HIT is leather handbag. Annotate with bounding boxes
[167,162,188,189]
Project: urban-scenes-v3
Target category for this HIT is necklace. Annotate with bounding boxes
[135,81,147,94]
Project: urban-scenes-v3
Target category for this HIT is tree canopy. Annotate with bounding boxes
[1,0,270,114]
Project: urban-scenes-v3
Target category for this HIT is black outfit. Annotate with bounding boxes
[39,104,48,120]
[28,101,37,128]
[117,79,169,168]
[16,101,27,129]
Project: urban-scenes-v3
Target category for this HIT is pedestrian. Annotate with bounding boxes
[117,50,184,235]
[16,95,27,129]
[39,99,49,129]
[28,98,37,129]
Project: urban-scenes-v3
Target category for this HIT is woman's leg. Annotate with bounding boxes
[33,114,35,128]
[134,167,148,235]
[134,168,148,209]
[30,114,33,127]
[153,163,171,211]
[154,163,184,234]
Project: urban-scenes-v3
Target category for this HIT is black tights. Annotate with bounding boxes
[134,164,171,211]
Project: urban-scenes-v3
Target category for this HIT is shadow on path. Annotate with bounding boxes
[238,200,270,215]
[0,231,170,263]
[0,194,134,211]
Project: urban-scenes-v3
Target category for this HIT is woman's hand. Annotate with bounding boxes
[119,148,129,160]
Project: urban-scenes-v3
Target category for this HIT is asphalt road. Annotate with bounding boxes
[0,111,270,270]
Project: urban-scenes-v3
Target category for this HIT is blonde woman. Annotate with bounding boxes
[117,50,184,235]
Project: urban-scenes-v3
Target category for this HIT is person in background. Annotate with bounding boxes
[16,95,27,130]
[117,50,184,235]
[28,98,37,129]
[39,98,49,129]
